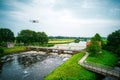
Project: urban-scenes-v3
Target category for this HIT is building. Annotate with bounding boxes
[6,42,14,48]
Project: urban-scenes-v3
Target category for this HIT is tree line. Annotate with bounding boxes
[104,29,120,56]
[16,30,48,46]
[0,28,120,56]
[0,28,48,46]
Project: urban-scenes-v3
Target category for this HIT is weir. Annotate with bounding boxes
[26,46,81,54]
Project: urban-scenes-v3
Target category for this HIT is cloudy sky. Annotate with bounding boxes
[0,0,120,37]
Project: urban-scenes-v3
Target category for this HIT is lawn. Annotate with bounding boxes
[86,50,118,67]
[2,46,27,55]
[44,52,96,80]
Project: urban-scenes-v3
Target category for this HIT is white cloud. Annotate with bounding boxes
[1,0,120,37]
[81,0,106,9]
[81,0,96,8]
[9,1,119,26]
[110,8,120,13]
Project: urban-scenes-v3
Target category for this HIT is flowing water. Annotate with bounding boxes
[0,52,65,80]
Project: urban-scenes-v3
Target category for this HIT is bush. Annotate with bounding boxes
[0,48,4,57]
[47,43,54,47]
[74,38,80,43]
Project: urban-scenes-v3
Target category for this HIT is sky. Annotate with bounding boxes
[0,0,120,37]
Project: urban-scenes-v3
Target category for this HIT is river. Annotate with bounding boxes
[0,51,68,80]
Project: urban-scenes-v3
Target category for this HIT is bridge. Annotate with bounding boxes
[78,52,120,79]
[26,46,82,54]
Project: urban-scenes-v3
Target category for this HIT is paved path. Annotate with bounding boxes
[79,52,89,64]
[78,52,120,79]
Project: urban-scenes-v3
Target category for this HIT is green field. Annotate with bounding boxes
[48,39,75,44]
[44,52,96,80]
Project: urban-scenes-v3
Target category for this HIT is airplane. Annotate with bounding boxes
[29,20,39,23]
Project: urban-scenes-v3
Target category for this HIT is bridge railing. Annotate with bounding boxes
[81,61,120,77]
[84,61,112,70]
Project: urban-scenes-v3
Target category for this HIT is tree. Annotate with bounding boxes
[16,30,37,45]
[105,29,120,56]
[0,28,14,46]
[87,41,101,55]
[16,30,48,46]
[87,33,102,55]
[74,38,80,43]
[36,32,48,44]
[91,33,102,41]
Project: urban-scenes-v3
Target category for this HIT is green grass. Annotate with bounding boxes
[44,52,96,80]
[2,46,27,55]
[86,50,118,67]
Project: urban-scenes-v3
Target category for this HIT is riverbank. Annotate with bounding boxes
[44,52,96,80]
[1,46,27,56]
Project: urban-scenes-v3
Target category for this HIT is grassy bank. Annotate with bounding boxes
[44,52,96,80]
[86,50,118,67]
[2,46,27,55]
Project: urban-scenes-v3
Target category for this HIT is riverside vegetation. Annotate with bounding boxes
[0,46,27,57]
[44,50,118,80]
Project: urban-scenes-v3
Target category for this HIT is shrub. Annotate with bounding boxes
[87,41,101,55]
[0,48,4,57]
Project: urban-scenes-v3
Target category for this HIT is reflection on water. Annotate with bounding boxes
[0,52,64,80]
